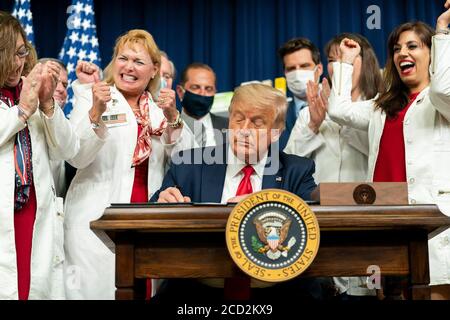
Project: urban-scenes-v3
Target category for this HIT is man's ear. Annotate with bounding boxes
[176,85,184,101]
[315,63,324,83]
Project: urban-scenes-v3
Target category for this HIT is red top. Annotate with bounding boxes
[130,124,149,202]
[14,184,37,300]
[373,92,420,182]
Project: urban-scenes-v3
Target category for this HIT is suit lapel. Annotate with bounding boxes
[262,149,284,190]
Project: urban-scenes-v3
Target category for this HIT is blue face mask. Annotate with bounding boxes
[181,89,215,118]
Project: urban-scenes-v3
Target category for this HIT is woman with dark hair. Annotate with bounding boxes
[325,33,384,102]
[285,32,384,300]
[285,32,383,184]
[0,11,103,300]
[328,1,450,299]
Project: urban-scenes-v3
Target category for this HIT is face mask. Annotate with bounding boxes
[181,89,215,118]
[286,68,316,98]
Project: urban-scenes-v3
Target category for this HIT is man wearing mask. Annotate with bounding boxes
[278,38,323,150]
[176,63,228,148]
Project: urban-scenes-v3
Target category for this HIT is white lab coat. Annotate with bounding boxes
[328,34,450,286]
[0,101,102,299]
[63,81,193,299]
[284,97,371,296]
[284,107,369,183]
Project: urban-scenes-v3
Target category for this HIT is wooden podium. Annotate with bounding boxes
[91,203,450,300]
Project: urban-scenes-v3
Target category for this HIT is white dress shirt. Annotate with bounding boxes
[220,145,267,203]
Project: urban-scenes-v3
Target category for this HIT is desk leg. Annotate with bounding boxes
[115,232,137,300]
[409,231,431,300]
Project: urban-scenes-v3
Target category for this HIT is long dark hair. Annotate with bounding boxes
[375,22,435,118]
[324,33,384,100]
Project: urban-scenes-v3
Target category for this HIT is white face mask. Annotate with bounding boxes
[286,68,316,98]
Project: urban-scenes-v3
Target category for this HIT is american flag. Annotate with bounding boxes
[12,0,35,45]
[59,0,101,116]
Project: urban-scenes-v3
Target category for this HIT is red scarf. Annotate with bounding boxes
[131,91,166,167]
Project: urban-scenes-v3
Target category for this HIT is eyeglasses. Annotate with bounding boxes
[16,46,30,59]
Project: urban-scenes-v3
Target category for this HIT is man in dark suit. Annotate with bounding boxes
[152,83,316,204]
[176,63,228,148]
[151,83,334,301]
[277,38,323,151]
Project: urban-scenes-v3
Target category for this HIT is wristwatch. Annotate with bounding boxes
[89,113,101,129]
[167,111,183,128]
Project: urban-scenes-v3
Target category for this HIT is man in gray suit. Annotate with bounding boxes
[176,63,228,147]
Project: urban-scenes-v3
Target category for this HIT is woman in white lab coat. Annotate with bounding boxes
[0,12,104,300]
[284,33,383,183]
[327,2,450,299]
[285,33,384,299]
[64,29,191,300]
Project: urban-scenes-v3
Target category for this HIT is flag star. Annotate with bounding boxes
[81,19,91,30]
[78,49,87,60]
[81,34,89,45]
[69,31,79,43]
[67,47,77,59]
[74,2,84,13]
[88,51,98,62]
[67,62,75,74]
[24,25,33,36]
[18,8,26,19]
[26,11,32,20]
[91,37,99,48]
[72,16,82,29]
[84,4,93,15]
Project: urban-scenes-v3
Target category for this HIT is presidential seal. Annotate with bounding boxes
[225,189,320,282]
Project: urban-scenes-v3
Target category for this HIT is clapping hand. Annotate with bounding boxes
[18,63,43,120]
[306,78,330,134]
[39,61,61,113]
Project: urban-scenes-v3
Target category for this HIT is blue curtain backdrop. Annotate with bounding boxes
[0,0,444,92]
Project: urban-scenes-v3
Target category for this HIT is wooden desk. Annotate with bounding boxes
[91,204,450,300]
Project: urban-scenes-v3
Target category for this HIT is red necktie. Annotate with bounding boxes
[235,165,254,196]
[224,165,254,300]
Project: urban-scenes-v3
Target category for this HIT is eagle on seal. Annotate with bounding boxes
[253,216,292,254]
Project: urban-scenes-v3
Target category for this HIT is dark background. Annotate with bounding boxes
[0,0,445,92]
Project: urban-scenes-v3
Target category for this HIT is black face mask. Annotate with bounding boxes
[181,90,215,118]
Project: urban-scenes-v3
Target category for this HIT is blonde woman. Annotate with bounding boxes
[64,29,191,300]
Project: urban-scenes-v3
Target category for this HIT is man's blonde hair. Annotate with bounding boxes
[104,29,161,98]
[229,83,288,130]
